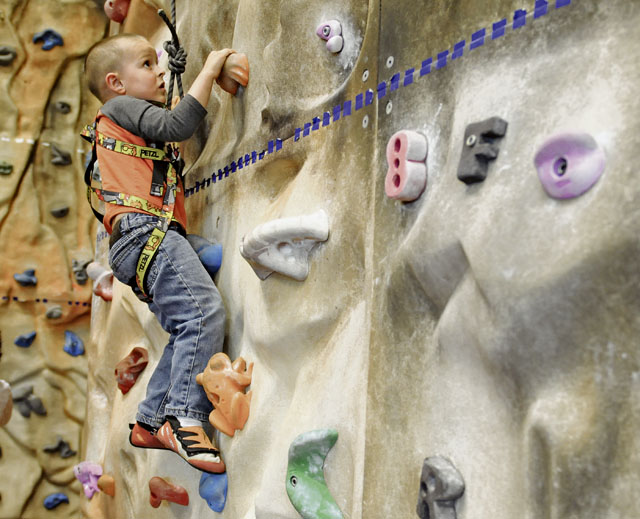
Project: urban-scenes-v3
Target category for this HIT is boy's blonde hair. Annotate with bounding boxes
[84,33,147,102]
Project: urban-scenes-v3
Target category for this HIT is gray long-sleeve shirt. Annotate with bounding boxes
[101,94,207,143]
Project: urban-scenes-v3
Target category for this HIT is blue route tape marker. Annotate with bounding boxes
[420,57,433,76]
[252,151,257,163]
[323,111,331,126]
[303,122,311,137]
[245,153,251,166]
[390,72,400,91]
[355,93,364,110]
[294,128,301,141]
[276,138,282,151]
[470,28,486,50]
[514,9,527,28]
[268,140,274,153]
[333,104,341,122]
[238,155,244,169]
[365,89,374,106]
[534,0,548,18]
[492,19,507,39]
[343,100,352,117]
[312,116,321,130]
[436,50,448,69]
[556,0,571,6]
[377,81,387,99]
[403,67,415,86]
[452,40,465,60]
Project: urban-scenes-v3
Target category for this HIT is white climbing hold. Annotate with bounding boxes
[86,261,114,302]
[239,210,329,281]
[0,379,13,426]
[316,20,344,54]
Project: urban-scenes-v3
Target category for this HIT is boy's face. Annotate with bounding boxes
[116,38,166,103]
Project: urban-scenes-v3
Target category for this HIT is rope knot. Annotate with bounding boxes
[163,41,187,75]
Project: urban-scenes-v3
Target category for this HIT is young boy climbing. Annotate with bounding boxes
[83,33,235,473]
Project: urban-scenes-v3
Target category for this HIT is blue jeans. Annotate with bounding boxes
[108,213,225,428]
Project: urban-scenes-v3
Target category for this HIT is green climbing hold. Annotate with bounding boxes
[286,429,343,519]
[0,161,13,175]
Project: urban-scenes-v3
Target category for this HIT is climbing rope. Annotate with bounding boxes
[158,0,186,106]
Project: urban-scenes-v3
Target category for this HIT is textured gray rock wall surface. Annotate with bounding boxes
[74,0,640,518]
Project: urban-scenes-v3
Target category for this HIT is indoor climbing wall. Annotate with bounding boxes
[2,0,638,518]
[0,1,107,518]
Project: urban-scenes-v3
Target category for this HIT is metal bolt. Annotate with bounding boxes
[386,56,394,68]
[362,115,369,128]
[362,69,369,82]
[465,134,477,147]
[386,101,393,114]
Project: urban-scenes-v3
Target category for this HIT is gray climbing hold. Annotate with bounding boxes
[12,385,47,418]
[416,456,465,519]
[43,436,77,458]
[14,269,37,286]
[50,206,69,218]
[72,259,91,285]
[14,331,36,348]
[46,305,63,319]
[457,117,508,184]
[0,45,17,66]
[54,101,71,114]
[51,144,72,166]
[0,160,13,175]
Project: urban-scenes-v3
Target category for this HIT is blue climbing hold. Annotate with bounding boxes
[63,330,84,356]
[14,331,36,348]
[187,235,223,276]
[14,269,37,286]
[43,493,69,510]
[199,472,228,512]
[33,29,64,51]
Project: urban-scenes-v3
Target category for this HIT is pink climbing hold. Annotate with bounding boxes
[86,262,114,301]
[104,0,130,23]
[149,477,189,508]
[316,20,344,53]
[534,132,606,199]
[385,130,428,202]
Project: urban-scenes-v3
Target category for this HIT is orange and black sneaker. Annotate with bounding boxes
[129,422,167,450]
[156,416,226,473]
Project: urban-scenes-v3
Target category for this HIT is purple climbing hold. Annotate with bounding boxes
[14,269,37,286]
[44,493,69,510]
[63,330,85,357]
[33,29,64,51]
[73,461,103,499]
[14,331,36,348]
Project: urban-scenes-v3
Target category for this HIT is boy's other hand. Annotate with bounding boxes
[205,49,236,80]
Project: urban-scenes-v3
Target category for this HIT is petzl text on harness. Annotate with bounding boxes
[81,123,180,301]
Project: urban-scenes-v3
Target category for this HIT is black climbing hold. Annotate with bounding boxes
[46,305,63,319]
[50,206,69,218]
[416,456,465,519]
[457,116,508,184]
[0,45,17,66]
[43,437,77,458]
[0,161,12,175]
[54,101,71,114]
[51,144,72,166]
[72,259,91,285]
[12,385,47,418]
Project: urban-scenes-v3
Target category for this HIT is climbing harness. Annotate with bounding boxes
[80,2,188,301]
[80,122,181,301]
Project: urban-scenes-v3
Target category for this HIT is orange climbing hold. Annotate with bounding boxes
[97,474,116,497]
[217,53,249,96]
[149,477,189,508]
[196,353,253,437]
